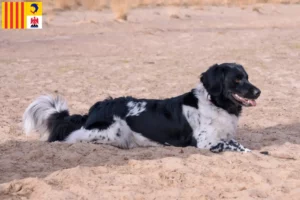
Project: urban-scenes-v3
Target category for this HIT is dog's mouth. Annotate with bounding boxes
[232,93,256,107]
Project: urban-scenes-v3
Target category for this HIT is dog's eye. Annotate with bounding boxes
[235,79,241,83]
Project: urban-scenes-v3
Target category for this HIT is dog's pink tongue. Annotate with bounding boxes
[249,99,256,106]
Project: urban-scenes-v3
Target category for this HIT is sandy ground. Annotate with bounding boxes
[0,4,300,200]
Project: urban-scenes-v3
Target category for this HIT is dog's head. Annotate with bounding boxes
[200,63,261,108]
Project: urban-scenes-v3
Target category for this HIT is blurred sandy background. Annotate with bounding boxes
[0,0,300,199]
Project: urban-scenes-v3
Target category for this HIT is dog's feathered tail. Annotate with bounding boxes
[23,95,87,142]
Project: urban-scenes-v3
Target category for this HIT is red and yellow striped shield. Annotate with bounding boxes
[1,2,43,29]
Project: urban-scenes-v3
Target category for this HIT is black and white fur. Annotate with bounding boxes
[23,63,261,153]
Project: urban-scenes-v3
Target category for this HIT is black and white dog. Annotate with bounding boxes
[23,63,261,153]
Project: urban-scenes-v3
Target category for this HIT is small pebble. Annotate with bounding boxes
[260,151,269,155]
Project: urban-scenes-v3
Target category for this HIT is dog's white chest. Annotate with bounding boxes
[182,83,240,148]
[183,104,238,148]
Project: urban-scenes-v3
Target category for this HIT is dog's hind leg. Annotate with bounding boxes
[65,116,133,149]
[209,139,251,153]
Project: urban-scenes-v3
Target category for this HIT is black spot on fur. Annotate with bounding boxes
[47,111,87,142]
[116,128,121,137]
[210,143,224,153]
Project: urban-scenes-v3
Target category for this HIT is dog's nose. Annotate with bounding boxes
[253,89,261,98]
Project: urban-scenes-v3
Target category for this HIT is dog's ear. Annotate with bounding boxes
[200,64,224,96]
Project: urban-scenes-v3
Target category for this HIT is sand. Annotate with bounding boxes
[0,4,300,200]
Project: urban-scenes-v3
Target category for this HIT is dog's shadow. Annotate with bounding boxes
[237,123,300,150]
[1,123,299,184]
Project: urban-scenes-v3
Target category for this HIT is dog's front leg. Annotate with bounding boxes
[209,139,251,153]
